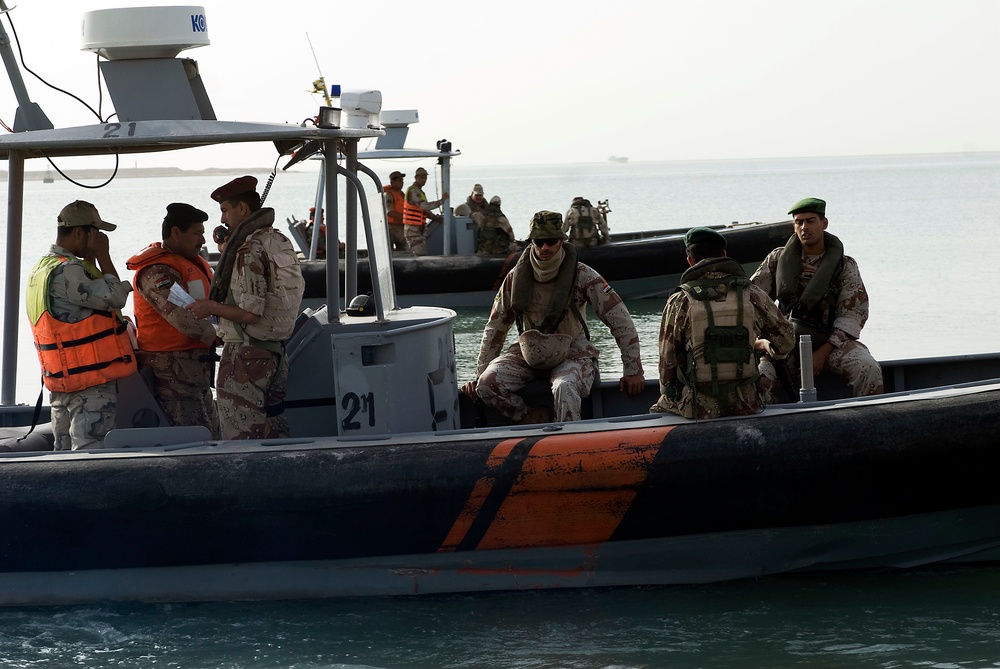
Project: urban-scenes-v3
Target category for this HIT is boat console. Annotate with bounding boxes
[285,304,460,436]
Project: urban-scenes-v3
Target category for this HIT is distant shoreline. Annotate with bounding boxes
[3,167,274,182]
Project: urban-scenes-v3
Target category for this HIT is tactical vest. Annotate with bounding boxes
[475,205,511,253]
[569,203,596,240]
[240,229,306,342]
[775,233,844,344]
[26,255,136,393]
[679,276,757,397]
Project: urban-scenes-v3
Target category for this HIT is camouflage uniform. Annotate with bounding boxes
[650,259,794,419]
[133,260,220,438]
[454,195,485,217]
[37,245,132,450]
[475,258,643,422]
[404,184,446,256]
[217,226,303,439]
[751,246,884,400]
[387,223,407,252]
[217,342,289,439]
[563,199,609,248]
[472,204,515,255]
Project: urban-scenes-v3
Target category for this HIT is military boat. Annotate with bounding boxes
[0,4,998,607]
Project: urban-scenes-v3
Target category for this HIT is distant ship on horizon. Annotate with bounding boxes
[607,155,628,163]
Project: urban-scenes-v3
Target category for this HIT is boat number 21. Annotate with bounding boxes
[103,123,138,138]
[341,392,376,430]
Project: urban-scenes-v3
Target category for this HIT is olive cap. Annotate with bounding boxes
[684,226,726,248]
[788,197,826,216]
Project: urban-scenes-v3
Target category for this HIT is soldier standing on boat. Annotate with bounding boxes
[454,183,487,217]
[383,170,408,252]
[403,167,449,256]
[25,201,135,450]
[472,195,517,255]
[187,176,305,440]
[751,197,883,400]
[563,196,609,247]
[650,227,794,419]
[126,203,221,438]
[461,211,645,424]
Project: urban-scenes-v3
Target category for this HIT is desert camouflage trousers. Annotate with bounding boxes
[217,342,289,440]
[388,224,408,252]
[404,224,427,256]
[758,339,884,402]
[50,381,117,450]
[138,349,220,439]
[476,352,597,422]
[650,377,765,420]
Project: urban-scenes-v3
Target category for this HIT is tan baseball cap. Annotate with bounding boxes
[57,201,116,231]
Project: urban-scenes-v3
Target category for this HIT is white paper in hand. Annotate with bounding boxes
[167,283,195,308]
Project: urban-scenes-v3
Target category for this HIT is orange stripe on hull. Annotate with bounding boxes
[441,426,673,552]
[438,438,523,552]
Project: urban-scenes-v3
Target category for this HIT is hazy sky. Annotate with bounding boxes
[0,0,998,170]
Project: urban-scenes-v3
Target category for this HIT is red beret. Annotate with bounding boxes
[211,175,258,203]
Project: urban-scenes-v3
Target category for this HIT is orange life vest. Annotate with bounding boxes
[403,186,427,226]
[26,255,136,393]
[384,185,406,225]
[127,243,214,352]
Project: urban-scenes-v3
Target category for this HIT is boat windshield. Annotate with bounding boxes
[365,185,397,312]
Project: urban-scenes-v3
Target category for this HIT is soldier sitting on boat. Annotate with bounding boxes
[461,211,645,424]
[454,183,487,217]
[563,196,610,247]
[650,227,794,419]
[750,197,883,401]
[472,195,518,255]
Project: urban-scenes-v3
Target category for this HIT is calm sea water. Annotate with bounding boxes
[1,153,999,667]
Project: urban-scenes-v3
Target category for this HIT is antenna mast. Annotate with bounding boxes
[306,33,332,107]
[0,1,52,130]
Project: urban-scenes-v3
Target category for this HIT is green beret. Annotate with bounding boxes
[684,226,726,248]
[788,197,826,216]
[528,210,566,240]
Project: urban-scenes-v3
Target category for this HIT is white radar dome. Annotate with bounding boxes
[81,6,209,60]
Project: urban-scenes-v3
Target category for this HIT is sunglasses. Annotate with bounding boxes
[532,238,561,247]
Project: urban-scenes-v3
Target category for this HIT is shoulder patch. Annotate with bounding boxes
[602,283,614,294]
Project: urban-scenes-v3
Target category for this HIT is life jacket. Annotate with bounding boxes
[126,243,214,352]
[569,201,596,241]
[677,263,757,401]
[240,228,305,342]
[383,185,405,224]
[774,232,844,342]
[26,254,136,393]
[509,244,589,339]
[403,185,426,226]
